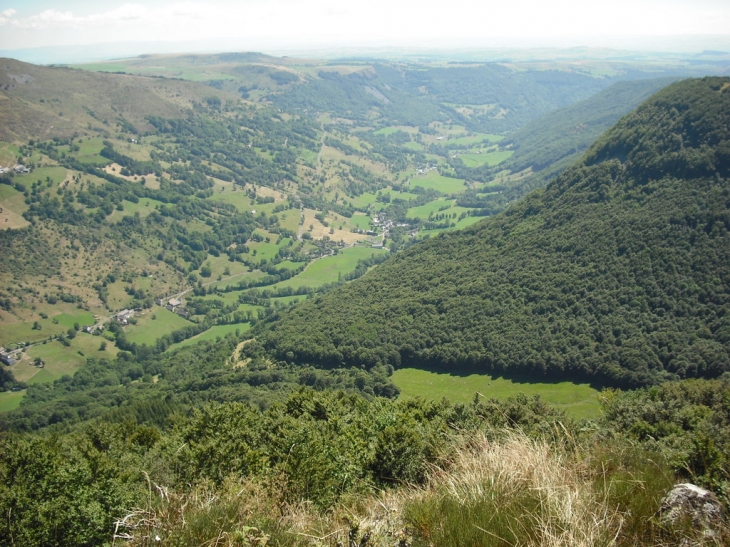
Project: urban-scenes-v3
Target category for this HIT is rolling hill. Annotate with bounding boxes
[0,58,240,142]
[252,77,730,387]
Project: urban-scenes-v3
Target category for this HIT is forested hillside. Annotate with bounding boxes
[253,77,730,387]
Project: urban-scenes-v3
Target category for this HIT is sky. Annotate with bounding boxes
[1,0,729,58]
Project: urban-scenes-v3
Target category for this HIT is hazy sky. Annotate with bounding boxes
[1,0,729,52]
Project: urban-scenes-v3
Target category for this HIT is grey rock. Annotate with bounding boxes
[659,483,726,542]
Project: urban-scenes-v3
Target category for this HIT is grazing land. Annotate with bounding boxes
[166,323,250,351]
[123,308,193,346]
[392,367,602,419]
[0,390,23,412]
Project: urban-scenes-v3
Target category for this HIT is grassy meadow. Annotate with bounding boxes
[272,247,389,290]
[0,390,24,413]
[165,323,251,352]
[392,367,602,419]
[123,307,192,346]
[457,150,514,168]
[409,171,466,193]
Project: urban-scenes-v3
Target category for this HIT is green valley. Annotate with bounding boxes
[1,48,730,547]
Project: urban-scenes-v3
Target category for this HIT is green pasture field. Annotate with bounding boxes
[345,191,418,212]
[458,150,513,168]
[418,214,484,238]
[406,198,455,220]
[52,309,95,329]
[209,189,278,216]
[104,281,135,311]
[0,390,24,413]
[394,193,422,203]
[106,198,164,222]
[203,270,267,291]
[0,306,95,347]
[199,254,250,280]
[403,142,424,151]
[14,166,67,187]
[373,126,401,136]
[123,307,192,346]
[447,133,503,146]
[453,215,485,230]
[166,323,250,352]
[247,241,281,262]
[271,247,389,290]
[14,334,120,385]
[410,172,467,194]
[349,213,371,231]
[233,303,265,317]
[69,137,108,165]
[0,142,19,166]
[199,289,246,306]
[299,149,318,166]
[275,260,307,271]
[277,210,301,233]
[0,184,20,201]
[348,192,379,208]
[392,368,602,420]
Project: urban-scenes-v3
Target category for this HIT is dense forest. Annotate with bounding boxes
[253,77,730,387]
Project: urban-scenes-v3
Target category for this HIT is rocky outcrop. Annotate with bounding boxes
[659,483,726,543]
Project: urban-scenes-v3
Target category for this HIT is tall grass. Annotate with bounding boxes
[404,432,621,547]
[114,433,728,547]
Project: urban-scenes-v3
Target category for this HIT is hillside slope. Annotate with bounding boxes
[454,77,676,213]
[253,77,730,387]
[0,58,236,141]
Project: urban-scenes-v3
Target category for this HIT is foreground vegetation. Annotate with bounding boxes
[1,380,729,546]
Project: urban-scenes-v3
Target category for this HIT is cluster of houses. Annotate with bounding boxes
[416,164,439,176]
[371,211,410,241]
[0,164,31,175]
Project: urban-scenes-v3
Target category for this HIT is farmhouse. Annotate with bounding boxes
[114,309,134,324]
[0,350,17,366]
